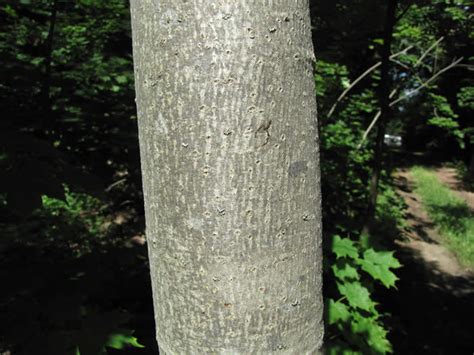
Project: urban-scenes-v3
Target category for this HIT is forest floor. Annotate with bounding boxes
[385,166,474,354]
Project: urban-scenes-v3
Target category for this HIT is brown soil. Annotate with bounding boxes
[384,168,474,355]
[435,167,474,210]
[394,169,473,277]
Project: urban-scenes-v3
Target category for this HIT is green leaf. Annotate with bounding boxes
[326,342,361,355]
[74,311,138,354]
[115,75,128,84]
[351,313,392,354]
[337,281,375,312]
[106,332,145,349]
[332,260,360,281]
[328,299,351,324]
[332,235,358,260]
[358,249,401,288]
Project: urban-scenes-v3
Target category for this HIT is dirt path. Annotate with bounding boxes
[394,169,472,277]
[435,167,474,210]
[384,168,474,354]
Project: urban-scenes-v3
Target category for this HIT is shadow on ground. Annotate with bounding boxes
[380,165,474,355]
[382,245,474,354]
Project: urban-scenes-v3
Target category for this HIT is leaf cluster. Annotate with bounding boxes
[326,236,401,354]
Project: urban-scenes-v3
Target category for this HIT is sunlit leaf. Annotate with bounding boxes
[337,281,375,312]
[351,313,392,354]
[358,249,401,288]
[106,332,145,349]
[328,299,351,324]
[332,260,360,281]
[332,235,359,260]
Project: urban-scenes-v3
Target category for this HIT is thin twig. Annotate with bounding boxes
[395,3,413,24]
[326,46,413,118]
[456,64,474,70]
[105,178,127,192]
[415,36,444,67]
[390,58,410,70]
[357,57,463,149]
[357,89,397,150]
[390,57,463,107]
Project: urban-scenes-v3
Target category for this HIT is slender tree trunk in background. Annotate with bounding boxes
[362,0,398,237]
[130,1,323,353]
[41,0,58,117]
[469,145,474,179]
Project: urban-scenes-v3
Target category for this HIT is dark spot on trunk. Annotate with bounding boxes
[289,161,307,177]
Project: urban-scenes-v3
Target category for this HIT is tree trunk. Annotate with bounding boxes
[469,145,474,180]
[362,0,398,238]
[130,1,323,353]
[41,0,58,117]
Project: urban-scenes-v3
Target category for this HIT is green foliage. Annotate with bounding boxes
[319,119,372,233]
[326,236,401,354]
[314,60,349,109]
[72,312,144,355]
[426,93,464,147]
[0,182,150,353]
[106,332,145,350]
[3,298,144,355]
[457,86,474,110]
[42,186,105,238]
[457,86,474,144]
[0,0,140,217]
[333,235,359,260]
[411,167,474,267]
[359,249,400,288]
[392,1,472,154]
[2,185,110,258]
[369,183,408,244]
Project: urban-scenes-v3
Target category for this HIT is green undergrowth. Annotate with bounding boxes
[325,184,405,354]
[0,187,147,354]
[325,235,401,355]
[451,161,474,192]
[411,166,474,267]
[362,182,408,249]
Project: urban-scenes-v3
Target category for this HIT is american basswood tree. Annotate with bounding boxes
[130,1,323,353]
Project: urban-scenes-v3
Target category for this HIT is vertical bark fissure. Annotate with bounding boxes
[130,1,323,353]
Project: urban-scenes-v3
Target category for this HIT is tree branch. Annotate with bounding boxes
[395,3,413,24]
[357,89,397,150]
[415,36,444,67]
[326,46,413,119]
[357,57,463,149]
[390,57,464,107]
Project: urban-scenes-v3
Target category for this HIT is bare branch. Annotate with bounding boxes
[415,36,444,67]
[105,178,127,192]
[390,57,463,107]
[355,39,461,150]
[326,46,413,118]
[390,58,410,70]
[395,3,413,24]
[456,64,474,70]
[357,57,463,149]
[357,89,397,150]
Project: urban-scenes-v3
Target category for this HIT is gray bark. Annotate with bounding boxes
[130,1,323,353]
